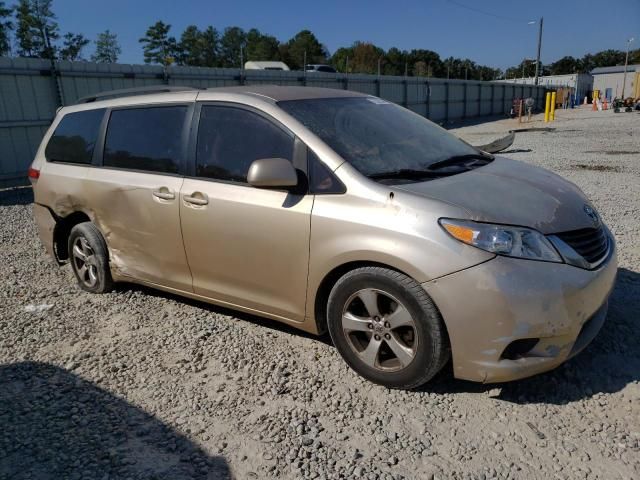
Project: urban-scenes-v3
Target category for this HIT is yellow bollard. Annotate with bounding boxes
[544,92,551,122]
[550,91,556,121]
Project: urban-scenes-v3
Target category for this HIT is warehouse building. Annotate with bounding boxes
[497,73,593,105]
[591,64,640,101]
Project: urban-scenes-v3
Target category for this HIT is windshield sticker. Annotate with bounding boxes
[366,97,391,105]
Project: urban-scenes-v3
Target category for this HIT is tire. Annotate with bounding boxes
[327,267,449,389]
[68,222,113,293]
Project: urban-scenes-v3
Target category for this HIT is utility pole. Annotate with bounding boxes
[621,37,635,99]
[534,17,543,85]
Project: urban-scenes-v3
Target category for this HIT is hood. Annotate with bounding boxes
[395,157,597,234]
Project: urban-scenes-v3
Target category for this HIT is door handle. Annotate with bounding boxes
[183,192,209,206]
[152,188,175,200]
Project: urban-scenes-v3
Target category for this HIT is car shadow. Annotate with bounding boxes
[0,361,232,479]
[426,267,640,404]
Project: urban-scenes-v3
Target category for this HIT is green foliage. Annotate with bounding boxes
[59,32,88,61]
[15,0,59,59]
[283,30,327,69]
[175,25,221,67]
[330,46,351,73]
[200,26,220,67]
[506,48,639,77]
[219,26,246,68]
[139,21,177,66]
[245,28,279,62]
[0,1,12,56]
[91,30,120,63]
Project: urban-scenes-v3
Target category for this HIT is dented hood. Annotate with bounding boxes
[396,157,595,234]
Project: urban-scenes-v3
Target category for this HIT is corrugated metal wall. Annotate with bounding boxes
[0,57,547,186]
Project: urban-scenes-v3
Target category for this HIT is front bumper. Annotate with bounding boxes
[423,239,617,383]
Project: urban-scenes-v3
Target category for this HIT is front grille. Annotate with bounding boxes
[556,226,609,264]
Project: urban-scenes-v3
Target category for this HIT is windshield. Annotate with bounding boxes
[278,97,481,177]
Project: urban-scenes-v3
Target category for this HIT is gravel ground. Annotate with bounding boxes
[1,106,639,480]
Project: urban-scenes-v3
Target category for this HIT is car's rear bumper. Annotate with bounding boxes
[33,203,56,259]
[422,239,617,383]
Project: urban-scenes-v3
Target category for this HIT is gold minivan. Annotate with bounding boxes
[30,86,617,389]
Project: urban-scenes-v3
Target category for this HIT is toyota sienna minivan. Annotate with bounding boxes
[30,85,617,389]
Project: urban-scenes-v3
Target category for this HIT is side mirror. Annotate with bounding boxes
[247,158,298,188]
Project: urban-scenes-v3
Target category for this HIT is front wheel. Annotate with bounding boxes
[327,267,449,389]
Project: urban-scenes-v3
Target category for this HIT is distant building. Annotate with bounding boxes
[591,64,640,100]
[496,73,593,104]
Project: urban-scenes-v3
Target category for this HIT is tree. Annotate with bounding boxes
[59,32,89,61]
[589,49,626,68]
[548,56,580,75]
[283,30,327,69]
[219,26,246,67]
[383,47,408,76]
[407,49,443,77]
[330,46,352,72]
[139,21,177,66]
[350,41,384,74]
[245,28,279,62]
[91,29,120,63]
[15,0,59,59]
[200,26,219,67]
[0,1,12,56]
[177,25,203,66]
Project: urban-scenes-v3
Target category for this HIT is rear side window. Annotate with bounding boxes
[45,109,105,164]
[196,106,294,183]
[103,106,187,174]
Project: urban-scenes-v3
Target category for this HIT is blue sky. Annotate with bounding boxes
[53,0,640,69]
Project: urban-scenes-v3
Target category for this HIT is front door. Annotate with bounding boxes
[86,105,193,291]
[179,104,312,322]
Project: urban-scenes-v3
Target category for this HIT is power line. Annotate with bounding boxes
[446,0,530,23]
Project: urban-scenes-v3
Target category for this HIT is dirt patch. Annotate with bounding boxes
[572,164,621,172]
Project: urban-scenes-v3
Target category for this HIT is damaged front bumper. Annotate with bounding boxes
[423,240,618,383]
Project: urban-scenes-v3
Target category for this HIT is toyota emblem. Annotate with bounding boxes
[584,205,599,226]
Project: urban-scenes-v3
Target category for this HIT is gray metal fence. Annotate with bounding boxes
[0,56,547,186]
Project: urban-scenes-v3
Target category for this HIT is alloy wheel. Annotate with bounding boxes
[71,236,98,288]
[341,288,418,372]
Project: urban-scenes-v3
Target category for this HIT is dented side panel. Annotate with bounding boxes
[84,168,192,292]
[32,203,56,258]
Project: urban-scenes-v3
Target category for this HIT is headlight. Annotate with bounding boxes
[439,218,562,262]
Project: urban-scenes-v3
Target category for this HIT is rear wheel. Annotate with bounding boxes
[327,267,449,389]
[68,222,113,293]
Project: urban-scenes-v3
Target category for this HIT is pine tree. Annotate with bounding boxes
[91,29,120,63]
[60,32,89,61]
[0,1,12,56]
[199,26,219,67]
[177,25,202,66]
[15,0,58,59]
[219,26,246,68]
[139,21,177,66]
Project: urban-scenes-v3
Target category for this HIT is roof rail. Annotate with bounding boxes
[75,85,201,104]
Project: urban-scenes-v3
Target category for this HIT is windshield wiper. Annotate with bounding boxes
[367,168,459,180]
[427,153,493,171]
